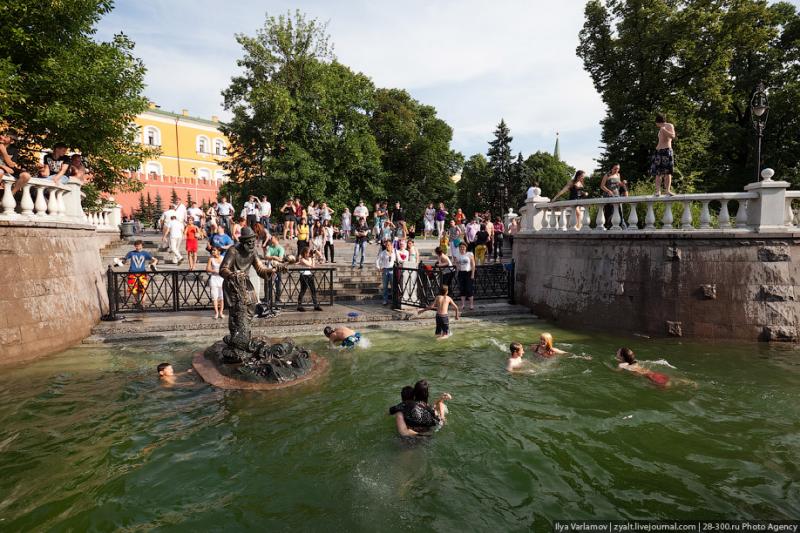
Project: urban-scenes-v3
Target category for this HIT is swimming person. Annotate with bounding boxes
[323,325,362,348]
[531,332,566,357]
[417,286,460,338]
[506,342,526,372]
[157,363,194,386]
[391,380,452,437]
[615,347,670,387]
[388,386,415,415]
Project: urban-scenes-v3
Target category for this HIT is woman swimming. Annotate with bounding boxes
[531,332,566,358]
[391,380,452,437]
[615,347,670,387]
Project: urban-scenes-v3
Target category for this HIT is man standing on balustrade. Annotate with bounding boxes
[651,114,676,197]
[0,132,33,194]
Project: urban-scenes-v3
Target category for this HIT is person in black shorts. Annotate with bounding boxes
[417,286,460,338]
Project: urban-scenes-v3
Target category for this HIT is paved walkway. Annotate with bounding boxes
[87,301,533,342]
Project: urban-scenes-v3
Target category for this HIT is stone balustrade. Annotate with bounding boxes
[520,178,797,234]
[1,175,121,232]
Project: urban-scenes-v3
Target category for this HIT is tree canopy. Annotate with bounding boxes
[577,0,800,190]
[0,0,151,193]
[221,11,462,221]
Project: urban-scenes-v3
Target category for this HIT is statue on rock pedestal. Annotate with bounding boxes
[210,227,311,383]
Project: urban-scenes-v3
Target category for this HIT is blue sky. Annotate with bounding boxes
[97,0,800,174]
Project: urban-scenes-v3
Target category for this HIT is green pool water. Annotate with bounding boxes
[1,320,799,531]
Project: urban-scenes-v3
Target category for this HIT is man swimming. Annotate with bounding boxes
[156,362,194,386]
[323,325,362,348]
[615,347,670,387]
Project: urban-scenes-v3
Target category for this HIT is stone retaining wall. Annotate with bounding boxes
[0,221,112,365]
[513,232,800,341]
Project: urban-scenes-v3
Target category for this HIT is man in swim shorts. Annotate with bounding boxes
[323,325,361,347]
[650,114,676,196]
[417,286,460,338]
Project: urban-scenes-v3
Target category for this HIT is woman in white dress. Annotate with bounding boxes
[340,208,352,240]
[206,247,224,319]
[423,202,435,239]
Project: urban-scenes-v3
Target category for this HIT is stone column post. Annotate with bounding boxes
[520,196,551,233]
[744,179,791,233]
[63,179,85,222]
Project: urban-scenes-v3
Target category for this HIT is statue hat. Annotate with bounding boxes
[239,227,256,241]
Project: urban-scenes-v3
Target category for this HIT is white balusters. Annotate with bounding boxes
[56,190,66,217]
[540,207,550,231]
[34,185,47,216]
[643,202,654,230]
[47,188,58,216]
[610,203,621,230]
[699,201,711,229]
[548,208,558,231]
[2,178,16,216]
[736,200,748,229]
[558,208,567,231]
[661,201,674,229]
[718,200,731,228]
[681,200,693,230]
[568,207,578,230]
[581,206,591,231]
[626,203,638,230]
[20,184,34,215]
[594,204,606,231]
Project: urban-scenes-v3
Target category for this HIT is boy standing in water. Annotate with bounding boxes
[417,286,460,338]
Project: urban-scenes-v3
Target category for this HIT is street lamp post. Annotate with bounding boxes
[750,81,769,182]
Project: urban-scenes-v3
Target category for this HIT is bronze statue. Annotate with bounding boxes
[212,227,311,382]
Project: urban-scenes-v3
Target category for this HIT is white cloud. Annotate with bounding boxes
[97,0,607,171]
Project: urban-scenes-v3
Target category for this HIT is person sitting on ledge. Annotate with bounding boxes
[324,326,361,348]
[531,332,566,358]
[615,347,670,387]
[157,362,193,386]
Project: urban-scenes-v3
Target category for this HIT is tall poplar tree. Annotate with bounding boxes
[486,120,514,215]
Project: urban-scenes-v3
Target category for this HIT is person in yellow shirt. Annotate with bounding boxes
[296,217,310,256]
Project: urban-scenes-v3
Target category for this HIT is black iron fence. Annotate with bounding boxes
[106,266,334,314]
[393,262,514,308]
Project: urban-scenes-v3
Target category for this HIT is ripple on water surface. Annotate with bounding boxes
[0,323,799,530]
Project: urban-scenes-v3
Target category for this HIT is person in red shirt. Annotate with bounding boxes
[184,218,200,270]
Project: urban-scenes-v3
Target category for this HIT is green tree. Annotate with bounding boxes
[457,154,492,217]
[170,188,179,207]
[145,192,155,224]
[524,151,576,199]
[370,88,462,222]
[577,0,800,190]
[186,190,193,206]
[0,0,153,193]
[486,120,514,214]
[136,193,146,218]
[221,11,383,213]
[154,192,164,216]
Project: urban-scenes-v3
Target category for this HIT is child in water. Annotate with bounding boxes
[531,332,566,357]
[417,286,460,338]
[506,342,526,372]
[615,347,670,387]
[157,363,193,386]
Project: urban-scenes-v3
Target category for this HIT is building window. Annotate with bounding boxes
[144,126,161,146]
[214,170,226,183]
[214,139,226,156]
[145,162,162,179]
[197,135,210,154]
[198,168,211,183]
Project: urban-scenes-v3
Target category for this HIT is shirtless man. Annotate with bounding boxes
[157,363,194,386]
[323,325,361,348]
[651,114,676,196]
[506,342,526,372]
[417,286,460,338]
